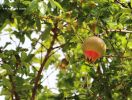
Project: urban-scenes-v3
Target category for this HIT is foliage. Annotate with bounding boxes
[0,0,132,100]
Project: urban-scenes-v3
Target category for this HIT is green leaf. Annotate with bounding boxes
[11,55,17,63]
[2,78,12,89]
[21,51,27,62]
[127,41,132,49]
[88,67,96,78]
[36,18,41,31]
[0,19,10,31]
[131,0,132,7]
[3,42,11,49]
[0,88,11,95]
[32,56,40,63]
[49,0,56,9]
[26,54,35,62]
[49,0,63,11]
[38,1,47,16]
[80,65,88,74]
[41,24,52,40]
[2,64,13,75]
[0,68,7,76]
[25,0,38,13]
[53,1,64,11]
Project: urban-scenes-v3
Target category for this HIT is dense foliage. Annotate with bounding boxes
[0,0,132,100]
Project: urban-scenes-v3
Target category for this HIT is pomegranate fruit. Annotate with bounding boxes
[82,36,106,62]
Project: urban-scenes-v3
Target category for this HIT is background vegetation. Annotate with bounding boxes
[0,0,132,100]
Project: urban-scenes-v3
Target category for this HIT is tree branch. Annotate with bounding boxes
[31,25,58,100]
[107,29,132,33]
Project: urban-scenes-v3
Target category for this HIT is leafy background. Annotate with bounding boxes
[0,0,132,100]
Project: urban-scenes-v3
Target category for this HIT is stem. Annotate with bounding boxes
[31,26,58,100]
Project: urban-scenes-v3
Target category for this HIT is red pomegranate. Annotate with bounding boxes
[82,36,106,62]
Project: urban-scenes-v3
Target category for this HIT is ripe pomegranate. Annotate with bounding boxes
[82,36,106,62]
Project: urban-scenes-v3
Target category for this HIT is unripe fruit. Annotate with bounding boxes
[82,36,106,62]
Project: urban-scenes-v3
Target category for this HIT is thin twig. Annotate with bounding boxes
[38,41,48,50]
[107,29,132,33]
[115,0,128,8]
[48,48,60,58]
[53,44,65,49]
[42,68,56,82]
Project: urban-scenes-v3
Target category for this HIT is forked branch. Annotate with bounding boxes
[31,24,58,100]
